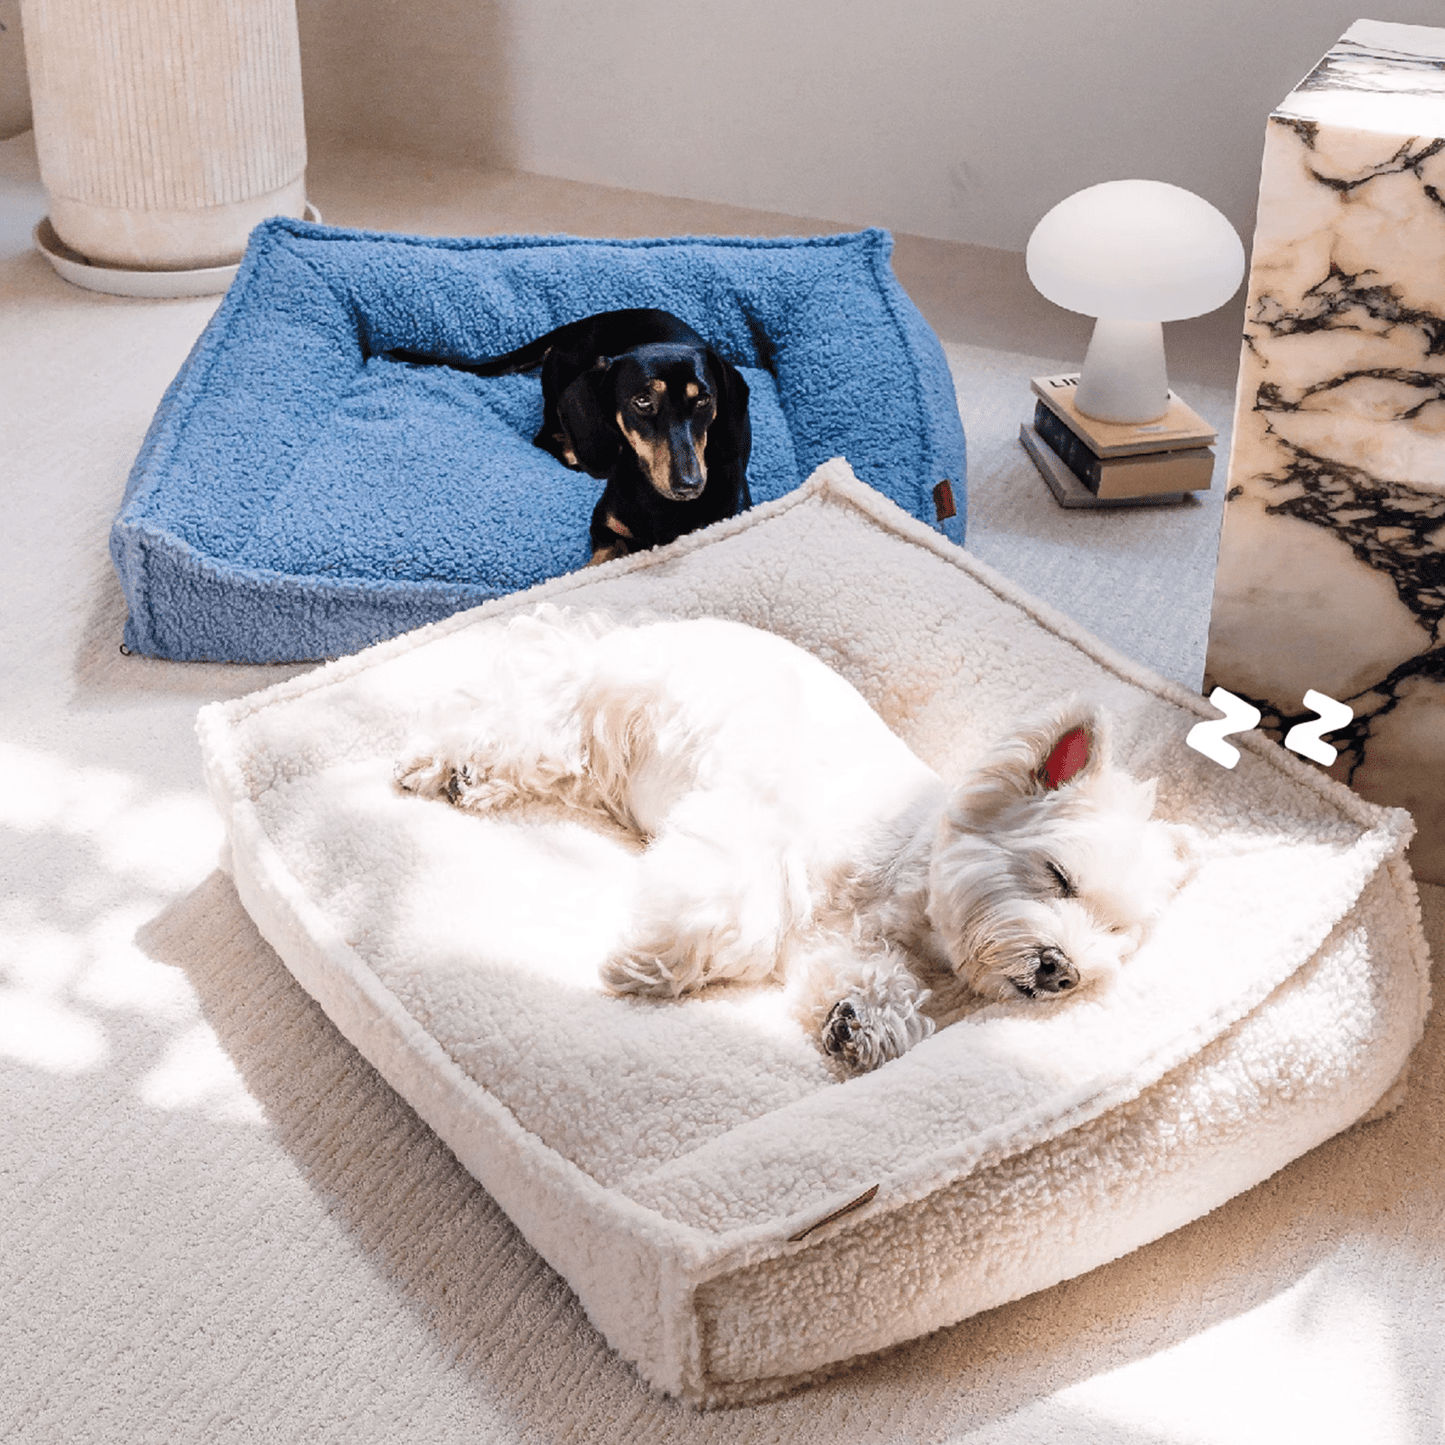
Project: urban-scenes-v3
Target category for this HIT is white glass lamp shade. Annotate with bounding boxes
[1026,180,1245,422]
[1026,180,1244,322]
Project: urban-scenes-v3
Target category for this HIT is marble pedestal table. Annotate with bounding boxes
[1204,19,1445,883]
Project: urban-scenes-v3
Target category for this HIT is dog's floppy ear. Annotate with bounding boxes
[557,363,623,477]
[703,351,752,469]
[947,704,1109,830]
[1030,710,1108,792]
[1036,724,1093,791]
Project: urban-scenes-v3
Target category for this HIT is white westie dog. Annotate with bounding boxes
[396,608,1192,1071]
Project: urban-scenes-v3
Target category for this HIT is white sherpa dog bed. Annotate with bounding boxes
[198,460,1431,1406]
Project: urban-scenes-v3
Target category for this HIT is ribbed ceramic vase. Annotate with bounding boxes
[21,0,307,270]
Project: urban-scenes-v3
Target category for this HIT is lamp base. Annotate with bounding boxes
[1075,317,1170,423]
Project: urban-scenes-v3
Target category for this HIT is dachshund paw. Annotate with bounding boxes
[587,541,631,567]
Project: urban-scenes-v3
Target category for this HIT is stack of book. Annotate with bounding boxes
[1020,374,1217,508]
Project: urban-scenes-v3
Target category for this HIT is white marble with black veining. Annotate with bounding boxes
[1205,20,1445,880]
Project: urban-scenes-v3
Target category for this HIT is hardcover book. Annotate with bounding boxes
[1021,425,1205,508]
[1032,402,1214,498]
[1031,374,1217,458]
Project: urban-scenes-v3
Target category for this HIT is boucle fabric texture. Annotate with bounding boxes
[111,221,966,663]
[196,460,1431,1406]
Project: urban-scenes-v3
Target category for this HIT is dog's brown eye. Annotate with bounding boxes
[1046,861,1075,898]
[630,395,656,414]
[693,392,713,412]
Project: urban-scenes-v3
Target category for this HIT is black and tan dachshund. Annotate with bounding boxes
[387,309,752,564]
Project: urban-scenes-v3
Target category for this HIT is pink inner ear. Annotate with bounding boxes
[1040,726,1091,790]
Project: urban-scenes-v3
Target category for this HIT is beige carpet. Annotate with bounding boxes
[3,131,1442,1443]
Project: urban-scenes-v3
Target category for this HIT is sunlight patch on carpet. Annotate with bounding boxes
[139,1020,266,1124]
[0,987,109,1074]
[0,740,222,894]
[1058,1273,1417,1445]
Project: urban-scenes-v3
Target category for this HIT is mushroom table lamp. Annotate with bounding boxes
[1025,180,1245,423]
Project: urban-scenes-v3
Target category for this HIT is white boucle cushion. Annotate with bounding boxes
[197,459,1432,1406]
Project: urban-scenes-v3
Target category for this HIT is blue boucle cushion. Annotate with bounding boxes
[111,220,966,662]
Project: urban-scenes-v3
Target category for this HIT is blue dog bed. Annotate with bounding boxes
[111,220,967,662]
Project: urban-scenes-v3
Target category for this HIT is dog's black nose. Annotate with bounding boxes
[1032,947,1079,994]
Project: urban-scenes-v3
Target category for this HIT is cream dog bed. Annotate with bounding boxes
[197,460,1431,1406]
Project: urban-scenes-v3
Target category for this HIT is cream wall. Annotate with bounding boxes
[9,5,1444,253]
[295,1,1445,252]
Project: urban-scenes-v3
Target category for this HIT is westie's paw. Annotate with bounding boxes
[394,744,459,801]
[822,999,871,1064]
[599,947,689,998]
[396,743,521,813]
[821,995,933,1073]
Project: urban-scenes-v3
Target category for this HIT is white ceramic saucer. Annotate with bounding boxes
[34,205,323,299]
